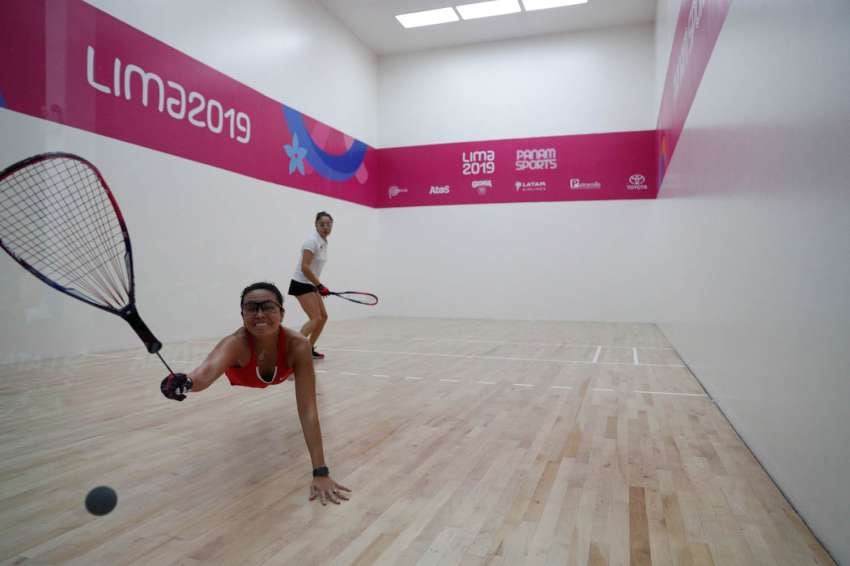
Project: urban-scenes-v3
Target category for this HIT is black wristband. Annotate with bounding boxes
[312,465,329,477]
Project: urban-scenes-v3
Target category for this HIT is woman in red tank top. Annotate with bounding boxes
[159,282,350,505]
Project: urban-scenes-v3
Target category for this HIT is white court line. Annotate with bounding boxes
[317,370,706,399]
[321,333,676,350]
[315,369,327,374]
[322,348,684,368]
[633,347,640,365]
[592,346,602,364]
[634,390,708,398]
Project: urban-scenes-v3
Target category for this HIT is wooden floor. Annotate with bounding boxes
[0,318,834,565]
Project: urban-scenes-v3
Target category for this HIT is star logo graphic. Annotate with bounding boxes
[284,133,308,175]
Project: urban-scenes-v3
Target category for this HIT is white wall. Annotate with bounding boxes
[377,200,659,321]
[379,24,655,147]
[85,0,378,146]
[0,0,379,363]
[649,0,850,563]
[375,23,658,321]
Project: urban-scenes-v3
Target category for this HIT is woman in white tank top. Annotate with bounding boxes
[287,211,333,359]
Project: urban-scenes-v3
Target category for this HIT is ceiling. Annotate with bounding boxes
[317,0,657,55]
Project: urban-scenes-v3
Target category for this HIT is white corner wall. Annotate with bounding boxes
[375,23,659,322]
[650,0,850,563]
[379,23,655,147]
[0,0,379,363]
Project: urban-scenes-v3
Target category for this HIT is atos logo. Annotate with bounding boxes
[429,185,451,195]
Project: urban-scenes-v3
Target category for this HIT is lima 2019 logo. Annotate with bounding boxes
[282,105,369,183]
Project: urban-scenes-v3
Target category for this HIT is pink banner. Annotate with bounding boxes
[657,0,732,183]
[1,0,662,209]
[0,0,377,206]
[377,131,657,207]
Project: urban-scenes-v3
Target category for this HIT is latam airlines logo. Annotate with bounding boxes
[429,185,451,195]
[569,178,602,190]
[626,174,648,191]
[388,185,408,199]
[515,181,547,192]
[515,148,557,171]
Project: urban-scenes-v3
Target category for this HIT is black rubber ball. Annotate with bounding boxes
[85,486,117,516]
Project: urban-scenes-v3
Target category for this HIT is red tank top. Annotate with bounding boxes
[225,328,293,388]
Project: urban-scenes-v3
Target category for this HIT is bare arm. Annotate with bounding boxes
[291,333,325,468]
[289,331,351,504]
[300,249,322,287]
[187,335,243,392]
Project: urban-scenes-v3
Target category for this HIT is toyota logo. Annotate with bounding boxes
[629,174,646,185]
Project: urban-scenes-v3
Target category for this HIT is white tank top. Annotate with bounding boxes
[292,231,327,284]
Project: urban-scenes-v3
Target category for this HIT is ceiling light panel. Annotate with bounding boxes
[455,0,521,20]
[395,7,459,28]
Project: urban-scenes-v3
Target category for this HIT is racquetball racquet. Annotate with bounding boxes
[0,152,175,374]
[327,291,378,306]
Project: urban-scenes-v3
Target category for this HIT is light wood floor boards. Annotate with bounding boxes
[0,318,834,565]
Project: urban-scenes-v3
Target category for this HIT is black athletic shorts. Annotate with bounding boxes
[288,279,317,296]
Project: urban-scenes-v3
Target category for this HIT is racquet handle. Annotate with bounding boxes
[122,305,162,353]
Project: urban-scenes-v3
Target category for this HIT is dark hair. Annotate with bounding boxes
[315,211,333,223]
[240,282,283,306]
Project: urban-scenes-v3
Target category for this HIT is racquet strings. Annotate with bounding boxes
[0,156,130,309]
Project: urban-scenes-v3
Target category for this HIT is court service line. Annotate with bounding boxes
[633,347,640,365]
[322,333,676,350]
[592,346,602,364]
[634,390,708,398]
[323,371,706,398]
[322,347,685,368]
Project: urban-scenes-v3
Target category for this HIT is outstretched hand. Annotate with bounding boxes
[309,476,351,505]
